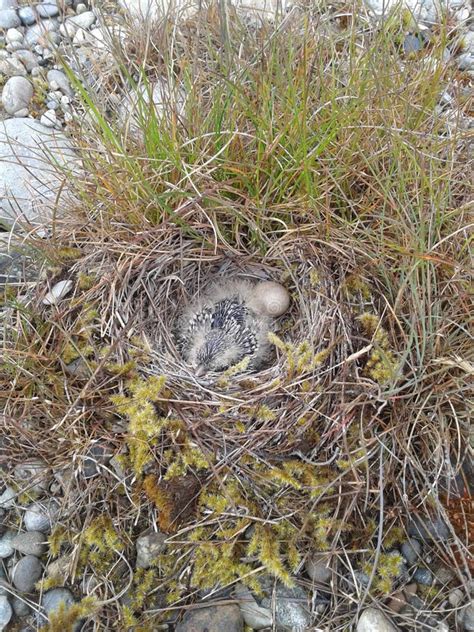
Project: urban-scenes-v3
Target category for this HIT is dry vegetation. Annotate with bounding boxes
[1,1,473,630]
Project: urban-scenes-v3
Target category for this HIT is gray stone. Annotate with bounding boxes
[460,601,474,631]
[75,3,86,12]
[432,563,454,585]
[413,567,433,585]
[0,9,20,28]
[0,530,15,558]
[12,595,31,617]
[0,118,77,228]
[403,33,425,53]
[234,583,272,629]
[260,578,311,630]
[0,0,17,9]
[12,555,42,592]
[401,538,422,565]
[408,515,450,542]
[458,52,474,71]
[0,54,26,76]
[305,552,332,583]
[36,1,59,18]
[136,531,167,569]
[40,109,57,127]
[1,76,33,114]
[38,588,79,628]
[14,458,51,494]
[12,531,47,556]
[0,486,16,509]
[5,39,24,51]
[449,588,464,608]
[13,106,29,117]
[0,595,13,632]
[46,69,73,96]
[12,49,39,72]
[24,19,58,46]
[5,27,23,43]
[46,99,59,109]
[357,608,398,632]
[18,6,36,25]
[175,604,243,632]
[67,10,95,28]
[24,499,60,532]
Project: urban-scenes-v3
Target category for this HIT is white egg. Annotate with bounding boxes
[251,281,290,317]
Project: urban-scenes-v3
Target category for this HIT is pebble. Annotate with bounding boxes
[305,552,332,583]
[37,1,59,18]
[47,69,73,96]
[260,578,311,630]
[0,57,28,77]
[0,0,17,8]
[408,515,450,542]
[42,280,73,305]
[67,9,95,28]
[24,499,59,532]
[0,486,16,509]
[449,588,464,607]
[413,567,433,585]
[12,531,47,556]
[460,601,474,631]
[12,49,39,71]
[0,595,13,632]
[24,19,59,46]
[13,106,29,117]
[75,2,86,12]
[135,531,167,569]
[12,595,31,617]
[458,52,474,71]
[18,6,36,25]
[0,9,21,28]
[234,583,272,629]
[387,590,407,613]
[175,604,243,632]
[14,459,52,494]
[12,554,43,592]
[5,27,23,43]
[432,563,454,585]
[357,607,398,632]
[403,33,425,53]
[39,588,78,628]
[401,538,422,565]
[0,530,15,559]
[46,99,59,109]
[40,109,57,128]
[72,26,86,44]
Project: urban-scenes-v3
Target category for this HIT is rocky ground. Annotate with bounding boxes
[0,0,473,629]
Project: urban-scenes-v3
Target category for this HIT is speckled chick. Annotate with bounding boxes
[176,279,290,376]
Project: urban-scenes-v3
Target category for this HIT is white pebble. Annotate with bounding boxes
[6,27,23,43]
[40,109,57,128]
[76,2,87,12]
[73,26,87,45]
[42,279,73,305]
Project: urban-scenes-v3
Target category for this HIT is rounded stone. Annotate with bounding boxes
[0,9,21,28]
[0,596,13,631]
[13,49,39,71]
[408,515,450,542]
[401,538,422,565]
[43,587,75,614]
[12,555,43,592]
[37,2,59,18]
[46,69,73,96]
[24,499,59,532]
[12,531,47,557]
[1,75,33,115]
[0,486,16,509]
[305,552,332,583]
[0,530,15,559]
[234,583,272,629]
[40,110,57,128]
[5,27,23,43]
[413,567,433,586]
[24,19,59,46]
[136,531,167,569]
[12,595,31,617]
[175,604,243,632]
[0,0,17,8]
[0,55,26,76]
[460,601,474,631]
[18,6,36,24]
[357,607,398,632]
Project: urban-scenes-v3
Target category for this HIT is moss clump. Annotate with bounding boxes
[358,312,398,383]
[362,552,404,594]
